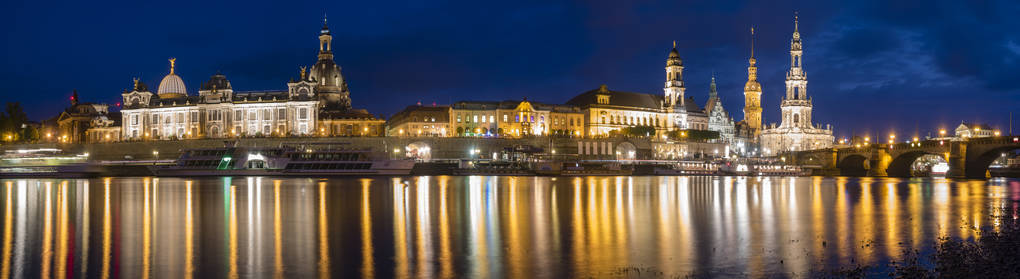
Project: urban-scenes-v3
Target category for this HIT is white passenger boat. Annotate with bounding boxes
[152,143,415,177]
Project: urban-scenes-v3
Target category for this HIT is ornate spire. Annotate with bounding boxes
[794,11,799,33]
[750,27,755,61]
[709,74,718,99]
[791,12,802,51]
[747,27,758,81]
[169,58,176,74]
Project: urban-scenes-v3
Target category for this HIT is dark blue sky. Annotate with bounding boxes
[2,0,1017,139]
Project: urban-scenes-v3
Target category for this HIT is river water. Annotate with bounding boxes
[0,176,1018,278]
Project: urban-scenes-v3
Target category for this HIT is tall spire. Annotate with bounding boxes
[794,11,799,33]
[709,74,718,99]
[743,25,763,135]
[750,27,755,60]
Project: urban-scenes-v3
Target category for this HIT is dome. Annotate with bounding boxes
[158,73,187,98]
[669,48,680,58]
[157,58,187,99]
[200,73,231,91]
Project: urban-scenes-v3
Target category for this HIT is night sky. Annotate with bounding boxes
[2,0,1017,139]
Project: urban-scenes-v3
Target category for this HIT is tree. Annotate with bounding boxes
[20,125,39,142]
[1,102,29,142]
[619,126,656,137]
[670,129,719,141]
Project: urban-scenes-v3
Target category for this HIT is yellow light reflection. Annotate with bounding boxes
[40,182,52,279]
[102,179,111,279]
[393,178,409,279]
[855,178,874,264]
[229,186,238,279]
[274,180,283,279]
[80,180,90,278]
[883,181,899,261]
[2,182,12,277]
[185,181,194,279]
[143,178,152,279]
[415,177,432,278]
[318,182,330,278]
[360,179,375,279]
[56,181,69,279]
[439,176,452,279]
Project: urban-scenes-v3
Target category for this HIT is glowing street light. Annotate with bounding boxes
[939,129,946,136]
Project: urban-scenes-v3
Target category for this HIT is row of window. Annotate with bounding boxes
[180,159,221,168]
[290,153,365,161]
[599,112,664,127]
[285,163,372,170]
[131,108,310,126]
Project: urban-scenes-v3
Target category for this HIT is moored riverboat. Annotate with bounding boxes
[152,143,414,176]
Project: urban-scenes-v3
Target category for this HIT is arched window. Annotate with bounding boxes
[793,113,800,125]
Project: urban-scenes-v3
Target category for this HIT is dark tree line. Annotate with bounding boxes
[0,102,39,142]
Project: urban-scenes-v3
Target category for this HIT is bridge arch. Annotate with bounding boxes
[887,150,946,177]
[837,154,869,176]
[615,142,637,160]
[966,145,1020,178]
[405,141,432,161]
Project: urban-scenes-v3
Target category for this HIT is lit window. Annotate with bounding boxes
[474,115,478,123]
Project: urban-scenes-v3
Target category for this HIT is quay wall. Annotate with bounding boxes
[1,137,726,162]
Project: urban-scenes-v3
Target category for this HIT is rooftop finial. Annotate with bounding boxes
[324,12,328,25]
[794,11,799,33]
[750,27,756,58]
[169,58,176,74]
[673,40,676,49]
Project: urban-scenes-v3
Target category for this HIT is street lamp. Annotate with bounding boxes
[152,150,159,165]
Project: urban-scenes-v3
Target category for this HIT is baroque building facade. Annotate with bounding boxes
[704,76,735,143]
[120,21,381,140]
[386,45,723,141]
[760,16,834,155]
[566,44,709,137]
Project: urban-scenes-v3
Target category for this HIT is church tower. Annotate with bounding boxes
[779,14,813,129]
[309,16,352,111]
[663,41,685,109]
[743,28,763,136]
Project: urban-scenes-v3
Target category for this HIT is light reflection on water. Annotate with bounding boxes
[0,176,1018,278]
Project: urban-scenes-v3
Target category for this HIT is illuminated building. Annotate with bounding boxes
[760,15,834,155]
[953,122,995,139]
[386,105,452,137]
[448,99,583,138]
[119,19,380,140]
[55,90,119,143]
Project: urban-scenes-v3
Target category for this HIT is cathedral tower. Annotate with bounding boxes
[779,14,812,129]
[663,41,685,109]
[743,28,763,135]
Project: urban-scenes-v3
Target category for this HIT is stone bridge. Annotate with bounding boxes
[790,136,1020,179]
